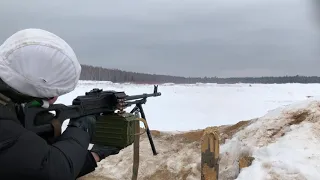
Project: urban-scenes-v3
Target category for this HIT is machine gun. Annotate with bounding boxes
[22,85,161,156]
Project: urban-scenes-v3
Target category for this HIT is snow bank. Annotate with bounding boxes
[80,98,320,180]
[220,98,320,180]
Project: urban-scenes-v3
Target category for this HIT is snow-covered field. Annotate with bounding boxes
[56,81,320,180]
[58,81,320,132]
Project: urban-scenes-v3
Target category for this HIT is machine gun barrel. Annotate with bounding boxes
[123,85,161,101]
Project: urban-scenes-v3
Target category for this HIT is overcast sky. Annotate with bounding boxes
[0,0,319,77]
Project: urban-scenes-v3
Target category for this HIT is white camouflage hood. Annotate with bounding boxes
[0,28,81,98]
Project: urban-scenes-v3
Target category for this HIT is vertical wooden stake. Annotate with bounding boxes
[201,127,220,180]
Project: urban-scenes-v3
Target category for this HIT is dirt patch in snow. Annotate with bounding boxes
[219,120,252,143]
[288,110,310,125]
[170,130,205,143]
[239,156,255,171]
[266,109,311,139]
[162,120,252,145]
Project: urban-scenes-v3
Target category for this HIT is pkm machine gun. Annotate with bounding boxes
[22,85,161,156]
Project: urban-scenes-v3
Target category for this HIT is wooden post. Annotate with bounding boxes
[201,127,220,180]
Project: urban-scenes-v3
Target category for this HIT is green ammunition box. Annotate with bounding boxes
[91,112,139,148]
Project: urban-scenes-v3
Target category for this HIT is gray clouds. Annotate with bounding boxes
[0,0,319,77]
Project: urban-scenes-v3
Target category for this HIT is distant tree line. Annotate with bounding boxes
[80,64,320,84]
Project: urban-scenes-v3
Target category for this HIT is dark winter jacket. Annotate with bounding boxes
[0,100,97,179]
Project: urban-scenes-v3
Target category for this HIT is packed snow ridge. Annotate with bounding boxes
[221,98,320,180]
[78,97,320,180]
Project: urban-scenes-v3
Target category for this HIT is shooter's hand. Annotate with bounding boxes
[90,144,121,162]
[68,115,96,140]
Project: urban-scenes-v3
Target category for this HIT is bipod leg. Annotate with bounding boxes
[201,127,220,180]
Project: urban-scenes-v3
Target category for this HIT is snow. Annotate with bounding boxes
[220,99,320,180]
[55,81,320,179]
[58,81,320,132]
